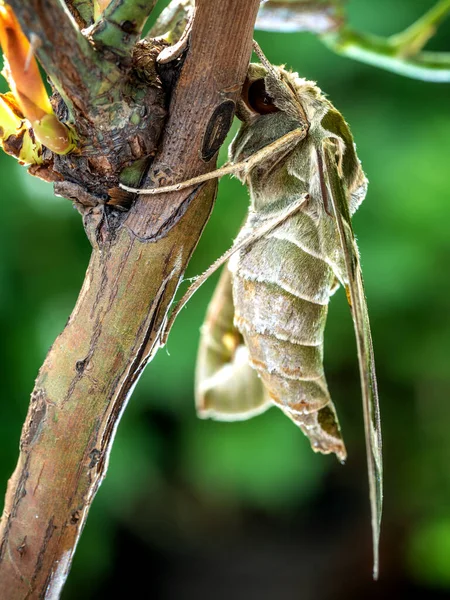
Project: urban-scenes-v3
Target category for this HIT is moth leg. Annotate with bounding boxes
[119,127,307,194]
[252,40,283,80]
[159,192,309,345]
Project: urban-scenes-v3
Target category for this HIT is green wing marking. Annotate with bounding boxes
[322,141,383,580]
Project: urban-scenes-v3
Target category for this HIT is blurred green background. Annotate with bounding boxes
[1,1,450,598]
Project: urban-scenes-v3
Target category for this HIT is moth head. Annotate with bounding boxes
[237,63,309,127]
[231,62,314,166]
[231,47,333,170]
[238,42,335,137]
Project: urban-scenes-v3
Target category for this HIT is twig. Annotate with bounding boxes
[149,0,193,40]
[255,0,450,82]
[65,0,95,28]
[322,27,450,83]
[90,0,159,57]
[389,0,450,56]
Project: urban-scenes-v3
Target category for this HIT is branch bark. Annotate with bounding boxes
[0,0,260,597]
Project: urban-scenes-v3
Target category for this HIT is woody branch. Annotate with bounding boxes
[0,0,260,597]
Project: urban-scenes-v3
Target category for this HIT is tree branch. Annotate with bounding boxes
[65,0,95,28]
[90,0,159,57]
[0,0,261,597]
[149,0,193,40]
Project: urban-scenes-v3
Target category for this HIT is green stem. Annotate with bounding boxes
[90,0,159,57]
[322,27,450,83]
[66,0,96,27]
[254,0,450,82]
[389,0,450,56]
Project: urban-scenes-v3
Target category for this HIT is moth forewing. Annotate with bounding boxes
[322,141,383,579]
[195,265,271,420]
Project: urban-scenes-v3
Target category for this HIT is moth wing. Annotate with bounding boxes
[321,141,383,579]
[195,266,271,421]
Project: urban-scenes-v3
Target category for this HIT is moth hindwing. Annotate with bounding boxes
[135,43,383,579]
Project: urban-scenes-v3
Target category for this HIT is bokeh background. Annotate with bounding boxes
[1,0,450,598]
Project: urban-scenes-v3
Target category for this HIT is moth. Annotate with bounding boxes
[121,42,383,578]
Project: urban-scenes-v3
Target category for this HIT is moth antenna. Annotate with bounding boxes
[252,40,280,79]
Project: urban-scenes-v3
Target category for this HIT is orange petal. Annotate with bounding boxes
[0,2,52,122]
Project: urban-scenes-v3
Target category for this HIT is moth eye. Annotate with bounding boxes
[244,78,279,115]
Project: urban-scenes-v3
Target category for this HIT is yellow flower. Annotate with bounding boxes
[0,92,43,164]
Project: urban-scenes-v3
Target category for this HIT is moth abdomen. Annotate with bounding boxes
[232,233,346,460]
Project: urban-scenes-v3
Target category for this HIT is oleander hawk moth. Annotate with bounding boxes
[124,42,383,578]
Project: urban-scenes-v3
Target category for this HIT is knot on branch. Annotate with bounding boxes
[34,40,170,221]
